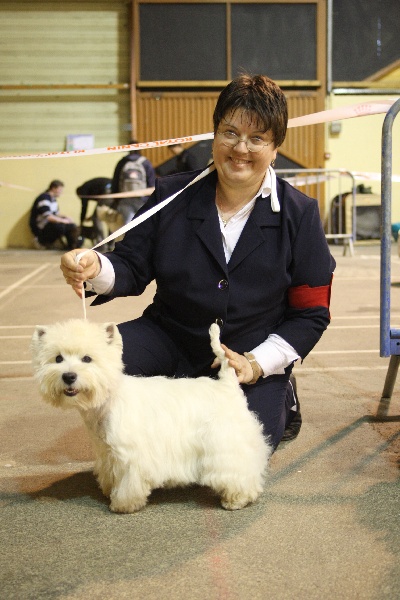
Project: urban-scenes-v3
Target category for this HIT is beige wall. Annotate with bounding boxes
[325,94,400,221]
[0,0,132,249]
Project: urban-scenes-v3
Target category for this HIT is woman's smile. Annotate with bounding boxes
[213,109,276,194]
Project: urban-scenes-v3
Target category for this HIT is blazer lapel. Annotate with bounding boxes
[185,173,281,274]
[227,196,281,272]
[186,171,228,274]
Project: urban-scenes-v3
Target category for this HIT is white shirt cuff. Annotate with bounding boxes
[85,252,115,295]
[251,334,300,377]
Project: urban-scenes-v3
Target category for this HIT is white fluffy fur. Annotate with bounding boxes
[31,319,271,513]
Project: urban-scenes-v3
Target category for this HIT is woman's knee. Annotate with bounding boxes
[118,318,180,377]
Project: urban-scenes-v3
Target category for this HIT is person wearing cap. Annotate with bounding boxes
[60,74,335,451]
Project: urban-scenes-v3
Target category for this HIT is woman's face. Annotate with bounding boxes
[212,109,277,192]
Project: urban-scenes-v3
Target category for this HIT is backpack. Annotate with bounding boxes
[119,156,147,193]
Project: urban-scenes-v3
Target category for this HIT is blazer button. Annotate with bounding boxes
[215,318,224,328]
[218,279,228,290]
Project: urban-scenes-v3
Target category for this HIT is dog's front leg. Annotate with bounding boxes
[109,464,151,514]
[92,444,116,498]
[95,459,114,498]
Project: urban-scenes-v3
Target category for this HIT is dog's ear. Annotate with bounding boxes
[32,326,47,342]
[103,323,122,346]
[31,326,48,357]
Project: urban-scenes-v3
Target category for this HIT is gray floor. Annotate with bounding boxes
[1,243,399,600]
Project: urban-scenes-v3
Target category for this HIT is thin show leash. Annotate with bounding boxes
[75,163,216,319]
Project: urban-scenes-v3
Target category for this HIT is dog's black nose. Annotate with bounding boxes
[62,372,77,385]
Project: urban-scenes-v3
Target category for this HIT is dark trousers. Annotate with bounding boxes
[118,316,295,450]
[38,222,79,250]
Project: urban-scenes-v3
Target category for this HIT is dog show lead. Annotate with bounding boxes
[60,74,336,451]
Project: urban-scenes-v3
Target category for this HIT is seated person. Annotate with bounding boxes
[30,180,81,250]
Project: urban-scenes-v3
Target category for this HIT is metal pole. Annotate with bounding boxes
[326,0,332,95]
[380,98,400,357]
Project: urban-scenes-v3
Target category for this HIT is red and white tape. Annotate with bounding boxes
[287,99,397,128]
[0,134,214,161]
[0,99,398,162]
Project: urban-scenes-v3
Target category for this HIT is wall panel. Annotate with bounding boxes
[137,92,219,166]
[0,1,131,154]
[137,90,324,169]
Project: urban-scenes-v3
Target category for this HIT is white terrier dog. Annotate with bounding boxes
[31,319,271,513]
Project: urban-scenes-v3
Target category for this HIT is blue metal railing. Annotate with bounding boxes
[380,98,400,358]
[379,97,400,407]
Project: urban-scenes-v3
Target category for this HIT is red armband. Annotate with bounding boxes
[288,277,333,310]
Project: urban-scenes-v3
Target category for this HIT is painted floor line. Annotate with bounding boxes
[1,461,94,476]
[0,335,31,339]
[0,361,32,365]
[0,325,35,329]
[0,375,33,380]
[329,325,381,329]
[0,263,51,300]
[312,349,379,354]
[0,285,66,290]
[297,365,388,372]
[334,277,381,281]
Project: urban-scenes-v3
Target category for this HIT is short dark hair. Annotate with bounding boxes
[48,180,64,190]
[213,74,288,147]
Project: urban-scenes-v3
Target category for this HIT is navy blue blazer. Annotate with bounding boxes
[93,168,336,373]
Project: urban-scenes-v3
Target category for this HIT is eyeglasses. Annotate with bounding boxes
[217,130,271,153]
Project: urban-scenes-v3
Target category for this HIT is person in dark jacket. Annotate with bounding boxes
[166,143,197,174]
[60,74,335,450]
[30,180,80,250]
[111,144,156,224]
[76,177,113,245]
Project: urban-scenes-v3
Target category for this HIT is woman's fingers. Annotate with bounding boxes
[60,250,100,297]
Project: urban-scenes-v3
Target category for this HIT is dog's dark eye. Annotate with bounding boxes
[82,355,92,363]
[55,355,64,363]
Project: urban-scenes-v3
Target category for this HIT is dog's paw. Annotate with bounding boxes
[110,495,148,514]
[221,499,249,510]
[220,490,261,510]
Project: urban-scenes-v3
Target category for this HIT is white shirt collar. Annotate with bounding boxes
[207,162,280,212]
[258,166,280,212]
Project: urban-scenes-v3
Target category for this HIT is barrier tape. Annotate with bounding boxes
[344,171,400,183]
[80,187,155,200]
[0,134,214,161]
[282,171,400,187]
[0,99,398,162]
[0,180,33,191]
[287,99,397,128]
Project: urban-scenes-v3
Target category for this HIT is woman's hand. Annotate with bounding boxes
[60,250,101,298]
[211,343,255,384]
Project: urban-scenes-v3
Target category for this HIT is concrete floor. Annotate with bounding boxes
[0,243,399,599]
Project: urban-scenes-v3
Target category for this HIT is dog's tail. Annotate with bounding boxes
[209,323,232,379]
